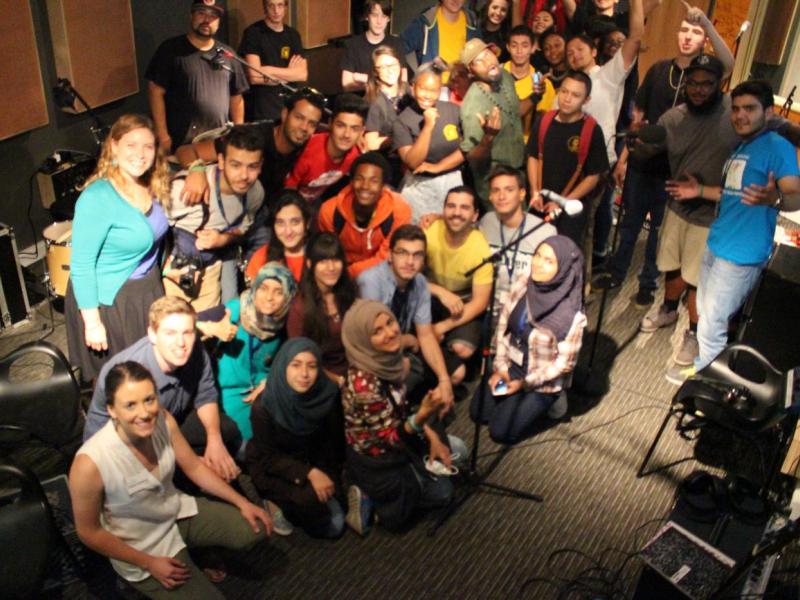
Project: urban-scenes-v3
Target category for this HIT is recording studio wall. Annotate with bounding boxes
[0,1,190,251]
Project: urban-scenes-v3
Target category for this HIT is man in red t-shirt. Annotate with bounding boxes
[285,93,368,212]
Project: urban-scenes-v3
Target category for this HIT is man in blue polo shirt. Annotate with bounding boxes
[83,296,241,481]
[357,224,454,411]
[664,80,800,383]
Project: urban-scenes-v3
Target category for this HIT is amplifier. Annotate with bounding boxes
[0,224,32,329]
[36,155,96,217]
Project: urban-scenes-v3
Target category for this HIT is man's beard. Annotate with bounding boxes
[686,89,722,115]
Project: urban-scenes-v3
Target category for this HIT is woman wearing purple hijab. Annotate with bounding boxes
[472,235,588,443]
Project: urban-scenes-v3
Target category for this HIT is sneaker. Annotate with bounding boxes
[594,275,622,291]
[640,304,678,333]
[264,501,293,536]
[666,364,696,386]
[634,288,655,308]
[345,485,373,536]
[547,390,568,419]
[674,330,699,366]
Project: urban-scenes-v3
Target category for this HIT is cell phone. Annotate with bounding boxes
[533,72,542,86]
[494,379,508,395]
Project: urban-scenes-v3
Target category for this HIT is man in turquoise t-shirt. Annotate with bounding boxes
[664,80,800,383]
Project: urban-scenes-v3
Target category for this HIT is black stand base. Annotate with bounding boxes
[428,448,543,536]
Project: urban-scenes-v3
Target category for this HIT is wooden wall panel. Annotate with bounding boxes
[297,0,351,48]
[0,1,48,141]
[46,0,138,112]
[712,0,752,57]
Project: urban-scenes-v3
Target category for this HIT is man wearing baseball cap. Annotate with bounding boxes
[631,53,739,382]
[459,38,528,206]
[146,0,249,153]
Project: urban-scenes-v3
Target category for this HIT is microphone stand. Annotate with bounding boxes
[53,78,108,150]
[428,217,548,536]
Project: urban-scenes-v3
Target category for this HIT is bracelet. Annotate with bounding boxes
[699,184,704,199]
[407,413,424,434]
[188,159,206,173]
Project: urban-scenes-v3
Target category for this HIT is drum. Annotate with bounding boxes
[43,221,72,296]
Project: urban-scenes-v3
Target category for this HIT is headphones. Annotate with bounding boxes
[677,470,770,526]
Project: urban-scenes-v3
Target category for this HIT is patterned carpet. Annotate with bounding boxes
[2,235,798,599]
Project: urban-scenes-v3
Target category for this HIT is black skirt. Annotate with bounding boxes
[65,267,164,383]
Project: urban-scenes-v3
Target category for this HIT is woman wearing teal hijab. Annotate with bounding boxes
[217,262,297,442]
[246,337,345,538]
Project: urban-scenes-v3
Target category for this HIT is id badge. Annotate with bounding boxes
[508,343,525,366]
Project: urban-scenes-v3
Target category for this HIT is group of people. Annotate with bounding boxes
[63,0,800,596]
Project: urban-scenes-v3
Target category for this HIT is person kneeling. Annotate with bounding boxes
[69,361,271,599]
[246,338,346,539]
[341,300,465,534]
[473,236,587,443]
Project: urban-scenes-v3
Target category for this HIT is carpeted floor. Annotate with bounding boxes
[2,235,799,599]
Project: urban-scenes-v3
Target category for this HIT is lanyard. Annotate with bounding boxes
[214,168,247,231]
[499,215,527,280]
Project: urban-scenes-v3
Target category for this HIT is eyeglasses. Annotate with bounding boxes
[685,79,716,90]
[392,249,425,261]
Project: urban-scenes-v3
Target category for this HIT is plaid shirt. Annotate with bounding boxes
[493,274,587,393]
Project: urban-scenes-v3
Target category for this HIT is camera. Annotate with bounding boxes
[171,252,203,297]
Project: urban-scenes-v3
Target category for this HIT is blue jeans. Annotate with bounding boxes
[606,165,667,290]
[305,498,345,539]
[471,386,558,444]
[694,248,764,371]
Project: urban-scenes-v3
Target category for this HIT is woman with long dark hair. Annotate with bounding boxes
[66,114,171,383]
[480,0,513,62]
[287,233,357,386]
[245,190,311,284]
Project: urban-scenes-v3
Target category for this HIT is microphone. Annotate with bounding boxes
[614,124,667,144]
[202,46,232,72]
[735,20,751,41]
[539,190,583,221]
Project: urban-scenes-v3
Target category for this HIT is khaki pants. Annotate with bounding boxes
[127,498,266,599]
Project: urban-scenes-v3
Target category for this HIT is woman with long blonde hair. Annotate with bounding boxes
[65,114,172,383]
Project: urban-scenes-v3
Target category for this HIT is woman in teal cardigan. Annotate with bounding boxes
[218,262,297,443]
[65,114,171,383]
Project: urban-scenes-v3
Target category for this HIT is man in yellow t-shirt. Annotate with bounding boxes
[504,25,556,142]
[424,185,492,384]
[401,0,480,83]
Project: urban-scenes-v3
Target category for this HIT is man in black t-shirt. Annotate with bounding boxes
[341,0,407,92]
[596,5,734,308]
[526,71,608,247]
[146,1,249,153]
[239,0,307,121]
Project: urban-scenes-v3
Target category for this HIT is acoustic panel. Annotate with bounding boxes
[46,0,138,112]
[0,0,48,141]
[297,0,351,49]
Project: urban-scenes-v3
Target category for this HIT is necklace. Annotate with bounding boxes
[668,62,685,91]
[474,79,519,124]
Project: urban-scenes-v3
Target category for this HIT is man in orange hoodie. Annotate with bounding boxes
[318,152,412,278]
